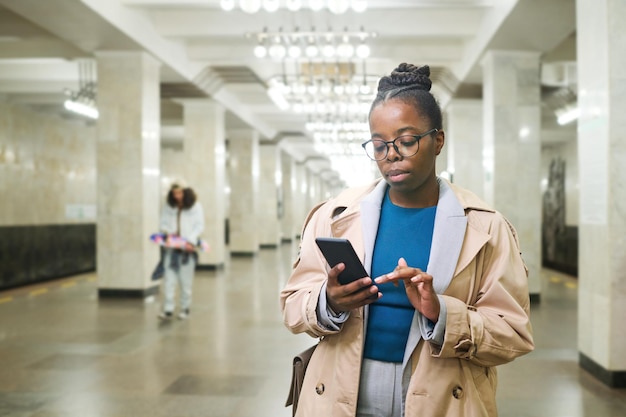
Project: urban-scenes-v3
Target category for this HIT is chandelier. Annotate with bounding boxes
[266,61,376,115]
[269,61,375,163]
[249,27,375,61]
[220,0,367,13]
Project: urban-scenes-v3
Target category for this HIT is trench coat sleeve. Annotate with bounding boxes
[433,213,534,367]
[280,201,347,338]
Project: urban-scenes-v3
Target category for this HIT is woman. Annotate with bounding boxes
[280,63,534,416]
[158,184,204,320]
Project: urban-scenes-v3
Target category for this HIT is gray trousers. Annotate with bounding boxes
[162,248,196,312]
[357,358,405,417]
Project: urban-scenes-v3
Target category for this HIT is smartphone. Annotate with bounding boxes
[315,237,369,285]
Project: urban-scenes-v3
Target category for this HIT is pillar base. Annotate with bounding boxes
[196,263,224,271]
[231,251,256,257]
[98,286,159,299]
[580,352,626,388]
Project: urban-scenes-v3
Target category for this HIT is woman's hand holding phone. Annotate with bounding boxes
[325,263,380,313]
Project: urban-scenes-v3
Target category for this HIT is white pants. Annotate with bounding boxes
[357,358,405,417]
[162,248,196,312]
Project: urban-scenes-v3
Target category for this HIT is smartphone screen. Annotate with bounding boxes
[315,237,369,285]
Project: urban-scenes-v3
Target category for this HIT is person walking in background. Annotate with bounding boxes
[158,184,204,320]
[280,63,533,416]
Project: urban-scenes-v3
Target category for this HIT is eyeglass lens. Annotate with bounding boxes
[363,135,420,160]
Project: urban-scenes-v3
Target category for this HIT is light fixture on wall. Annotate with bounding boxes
[555,104,580,125]
[221,0,367,13]
[545,85,578,126]
[63,59,98,120]
[249,26,375,61]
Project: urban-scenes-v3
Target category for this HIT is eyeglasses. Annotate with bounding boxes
[361,129,438,161]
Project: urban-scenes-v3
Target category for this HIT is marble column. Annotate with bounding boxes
[181,99,227,268]
[228,129,260,255]
[95,51,161,298]
[305,166,321,214]
[280,150,295,243]
[293,161,308,238]
[258,141,281,248]
[576,0,626,388]
[445,99,484,198]
[481,50,542,301]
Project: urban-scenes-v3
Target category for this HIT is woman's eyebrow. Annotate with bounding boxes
[395,126,417,135]
[370,126,417,139]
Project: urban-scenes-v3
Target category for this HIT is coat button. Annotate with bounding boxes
[315,383,325,395]
[452,386,463,399]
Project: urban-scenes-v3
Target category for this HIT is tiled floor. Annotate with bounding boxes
[0,242,625,416]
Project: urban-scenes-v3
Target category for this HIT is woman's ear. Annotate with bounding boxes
[434,129,445,155]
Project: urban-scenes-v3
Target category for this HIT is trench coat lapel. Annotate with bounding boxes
[359,180,388,275]
[402,179,468,368]
[427,179,468,293]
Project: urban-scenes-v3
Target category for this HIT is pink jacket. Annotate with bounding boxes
[280,178,534,416]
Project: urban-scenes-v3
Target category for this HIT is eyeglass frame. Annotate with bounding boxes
[361,128,439,161]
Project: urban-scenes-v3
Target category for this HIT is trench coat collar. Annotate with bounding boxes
[357,177,471,370]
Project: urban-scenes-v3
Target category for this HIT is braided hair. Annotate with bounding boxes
[370,63,443,130]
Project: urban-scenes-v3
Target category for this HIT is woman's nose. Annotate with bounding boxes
[386,143,402,161]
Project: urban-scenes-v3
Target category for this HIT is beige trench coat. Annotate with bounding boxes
[280,178,534,417]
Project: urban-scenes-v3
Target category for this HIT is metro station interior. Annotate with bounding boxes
[0,0,625,416]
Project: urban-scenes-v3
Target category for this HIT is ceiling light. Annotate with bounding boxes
[288,45,302,58]
[356,43,370,58]
[254,44,267,58]
[222,0,367,13]
[328,0,350,14]
[220,0,235,11]
[269,44,286,59]
[337,42,354,58]
[240,0,261,13]
[64,99,99,119]
[63,59,98,120]
[351,0,367,12]
[305,44,319,57]
[249,27,375,61]
[322,44,336,58]
[308,0,324,11]
[262,0,279,12]
[286,0,302,11]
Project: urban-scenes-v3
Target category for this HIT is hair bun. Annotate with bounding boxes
[378,63,432,93]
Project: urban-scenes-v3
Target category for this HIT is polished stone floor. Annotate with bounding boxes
[0,242,625,417]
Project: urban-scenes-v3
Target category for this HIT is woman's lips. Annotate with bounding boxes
[386,169,409,182]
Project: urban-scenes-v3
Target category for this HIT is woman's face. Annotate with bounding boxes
[172,188,184,204]
[368,99,444,205]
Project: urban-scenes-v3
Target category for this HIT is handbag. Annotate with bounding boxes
[285,344,318,416]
